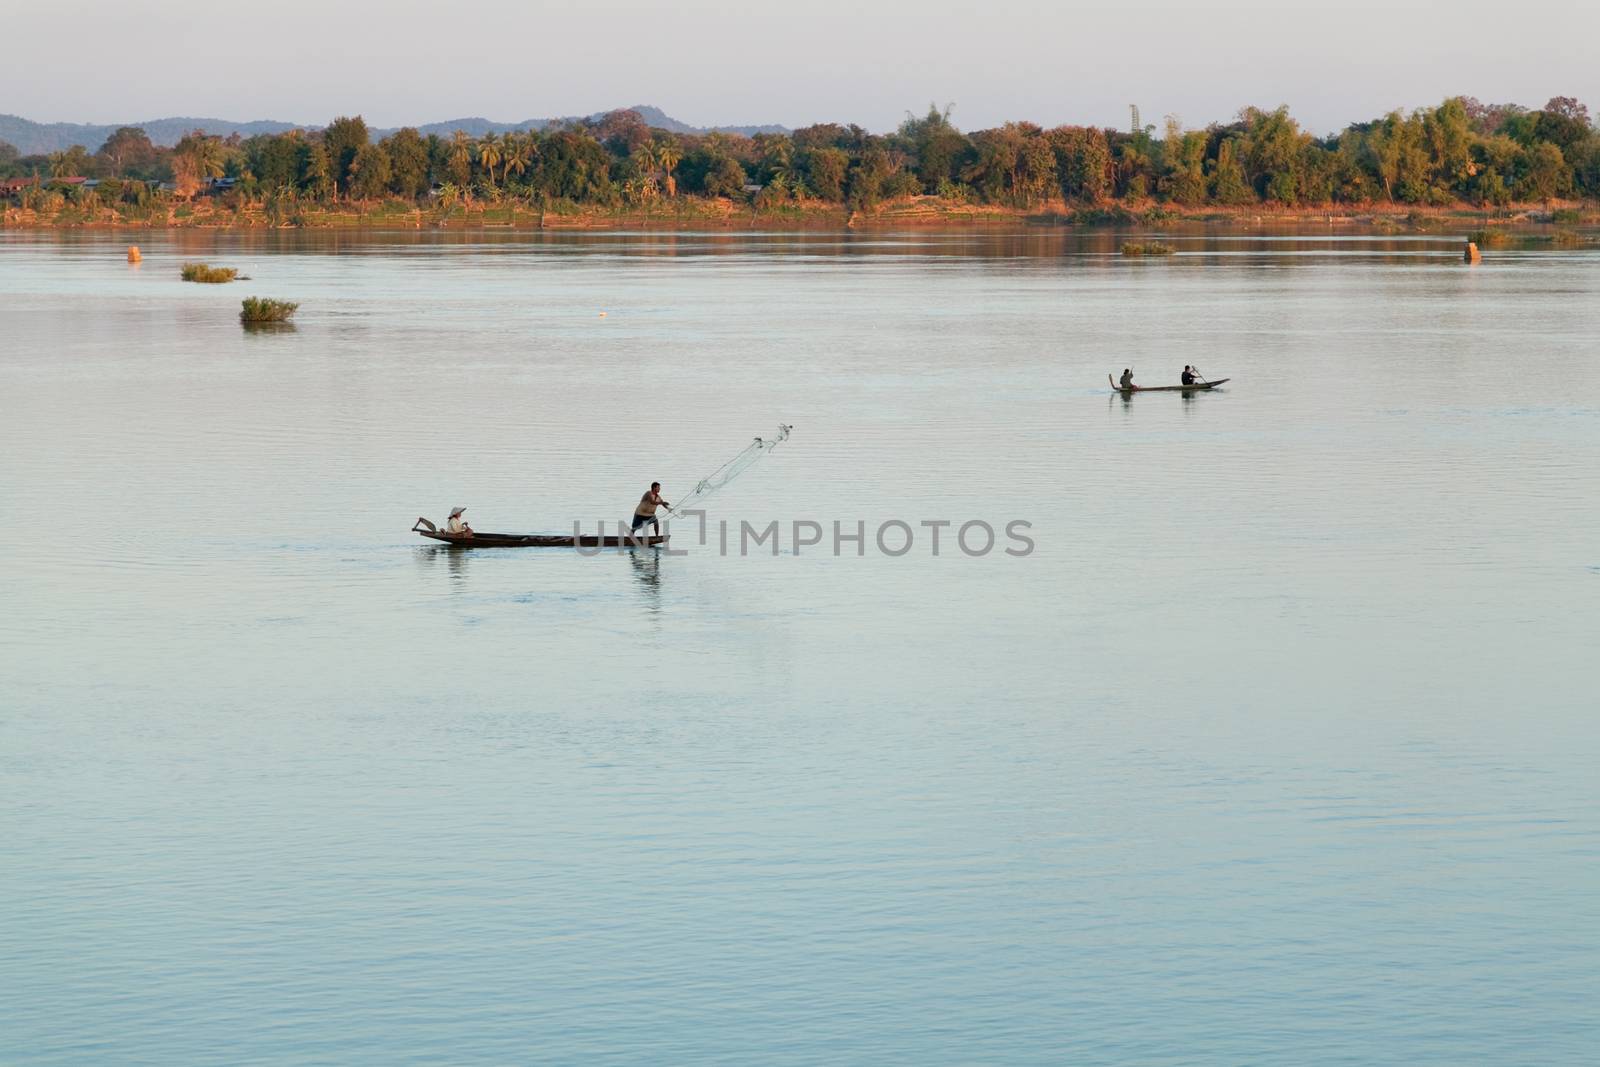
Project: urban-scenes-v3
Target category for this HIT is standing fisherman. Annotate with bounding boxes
[631,482,670,537]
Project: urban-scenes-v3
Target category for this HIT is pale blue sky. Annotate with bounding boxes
[3,0,1595,134]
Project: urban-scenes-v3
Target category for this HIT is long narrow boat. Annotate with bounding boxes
[1109,374,1229,393]
[413,519,668,548]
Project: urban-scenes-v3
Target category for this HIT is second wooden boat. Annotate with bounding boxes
[1109,374,1229,393]
[413,518,668,548]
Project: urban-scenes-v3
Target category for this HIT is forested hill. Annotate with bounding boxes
[0,107,786,155]
[400,106,787,140]
[0,115,303,155]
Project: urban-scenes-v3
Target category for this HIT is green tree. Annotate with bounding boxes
[382,128,431,198]
[1209,138,1253,204]
[1114,139,1153,199]
[48,145,92,178]
[1473,167,1511,207]
[806,147,849,201]
[963,128,1018,202]
[1159,119,1208,205]
[532,129,614,201]
[96,127,157,177]
[1017,136,1055,205]
[348,142,392,200]
[752,133,796,185]
[1367,111,1431,202]
[323,115,370,197]
[1048,126,1112,203]
[899,103,970,193]
[245,130,304,195]
[300,140,334,200]
[1422,98,1475,197]
[1567,134,1600,197]
[847,146,893,210]
[1517,142,1569,201]
[1239,106,1310,203]
[703,155,748,198]
[1533,97,1590,152]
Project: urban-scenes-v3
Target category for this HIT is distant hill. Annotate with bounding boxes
[0,115,304,155]
[0,106,788,155]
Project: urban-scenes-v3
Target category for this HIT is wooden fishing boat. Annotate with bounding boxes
[413,518,667,548]
[1109,374,1229,393]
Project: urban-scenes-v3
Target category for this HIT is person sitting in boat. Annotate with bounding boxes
[631,482,670,537]
[1119,368,1135,389]
[446,506,473,537]
[1181,365,1198,385]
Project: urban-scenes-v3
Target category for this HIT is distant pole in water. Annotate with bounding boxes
[1464,241,1481,264]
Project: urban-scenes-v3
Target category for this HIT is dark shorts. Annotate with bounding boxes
[630,512,660,534]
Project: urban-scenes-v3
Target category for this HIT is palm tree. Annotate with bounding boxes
[447,131,473,186]
[476,133,503,189]
[501,133,530,187]
[765,154,797,190]
[173,132,225,197]
[657,140,682,197]
[632,141,661,197]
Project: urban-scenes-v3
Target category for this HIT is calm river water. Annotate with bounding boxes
[2,229,1597,1064]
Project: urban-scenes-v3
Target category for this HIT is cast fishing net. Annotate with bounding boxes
[669,424,792,515]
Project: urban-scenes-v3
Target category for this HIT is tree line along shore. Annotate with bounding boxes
[2,98,1597,230]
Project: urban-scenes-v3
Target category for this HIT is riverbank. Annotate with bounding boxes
[4,193,1597,233]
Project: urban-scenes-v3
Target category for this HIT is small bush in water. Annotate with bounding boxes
[240,297,299,323]
[1468,229,1513,248]
[1122,242,1175,256]
[181,262,238,283]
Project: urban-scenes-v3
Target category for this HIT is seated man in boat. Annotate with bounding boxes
[630,483,670,537]
[446,506,473,537]
[1119,368,1135,389]
[1181,365,1198,385]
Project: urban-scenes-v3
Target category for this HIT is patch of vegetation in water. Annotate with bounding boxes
[240,297,298,323]
[1122,241,1176,256]
[181,262,239,283]
[1468,229,1514,248]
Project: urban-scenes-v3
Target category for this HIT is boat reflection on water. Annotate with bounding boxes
[413,541,668,607]
[416,543,473,585]
[628,546,664,613]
